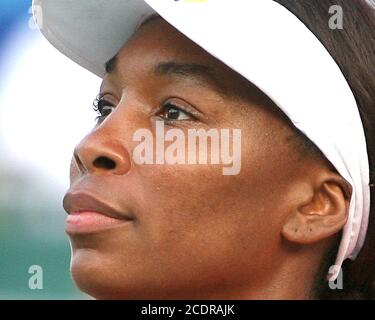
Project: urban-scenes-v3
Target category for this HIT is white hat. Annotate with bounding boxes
[33,0,371,281]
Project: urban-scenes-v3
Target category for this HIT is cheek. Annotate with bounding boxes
[133,154,284,267]
[133,118,297,258]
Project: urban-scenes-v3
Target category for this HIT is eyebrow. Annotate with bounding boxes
[153,61,227,94]
[104,58,228,96]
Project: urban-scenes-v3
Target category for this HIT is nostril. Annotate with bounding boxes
[93,156,116,170]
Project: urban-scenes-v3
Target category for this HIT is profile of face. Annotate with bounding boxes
[63,17,351,299]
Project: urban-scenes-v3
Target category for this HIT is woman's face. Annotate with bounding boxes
[64,18,322,299]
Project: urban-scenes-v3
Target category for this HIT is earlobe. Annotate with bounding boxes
[281,179,350,245]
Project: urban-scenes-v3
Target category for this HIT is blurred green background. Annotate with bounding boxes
[0,176,81,299]
[0,0,100,299]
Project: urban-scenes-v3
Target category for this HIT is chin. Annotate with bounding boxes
[69,247,174,300]
[70,248,134,299]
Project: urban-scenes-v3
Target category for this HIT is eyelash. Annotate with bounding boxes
[93,96,114,123]
[156,102,196,123]
[93,96,197,124]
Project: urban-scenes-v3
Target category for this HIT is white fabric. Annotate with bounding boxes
[33,0,371,281]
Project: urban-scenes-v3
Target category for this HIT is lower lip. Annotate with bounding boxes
[65,211,132,234]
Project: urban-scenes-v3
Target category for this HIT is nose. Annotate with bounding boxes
[73,130,131,175]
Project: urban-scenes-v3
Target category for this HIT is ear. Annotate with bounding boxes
[281,175,351,245]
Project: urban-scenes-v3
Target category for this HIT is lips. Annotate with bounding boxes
[63,191,134,235]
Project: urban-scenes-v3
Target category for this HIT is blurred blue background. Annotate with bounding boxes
[0,0,101,299]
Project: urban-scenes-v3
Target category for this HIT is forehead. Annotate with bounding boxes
[115,17,220,69]
[102,17,262,101]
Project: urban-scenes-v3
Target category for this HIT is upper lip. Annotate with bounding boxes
[63,191,134,221]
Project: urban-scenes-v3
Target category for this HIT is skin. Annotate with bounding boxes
[65,17,351,299]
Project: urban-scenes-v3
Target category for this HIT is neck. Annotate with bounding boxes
[197,245,328,300]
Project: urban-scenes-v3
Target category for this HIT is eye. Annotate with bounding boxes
[158,102,194,121]
[93,97,115,124]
